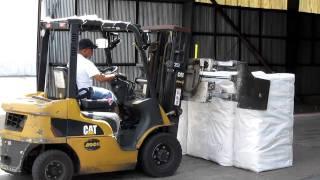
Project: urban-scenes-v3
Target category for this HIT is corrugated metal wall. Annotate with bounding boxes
[43,0,320,99]
[193,2,320,98]
[193,4,287,65]
[139,2,182,26]
[44,0,183,95]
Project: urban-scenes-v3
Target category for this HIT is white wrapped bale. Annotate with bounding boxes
[233,72,295,172]
[186,98,236,166]
[178,78,237,166]
[177,100,189,155]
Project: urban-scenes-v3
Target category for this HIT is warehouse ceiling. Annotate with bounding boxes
[195,0,320,14]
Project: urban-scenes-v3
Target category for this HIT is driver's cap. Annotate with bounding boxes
[79,39,98,50]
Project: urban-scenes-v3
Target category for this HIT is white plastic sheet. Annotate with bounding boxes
[186,99,236,166]
[177,100,188,155]
[233,71,295,172]
[178,79,237,166]
[189,81,209,103]
[178,71,295,171]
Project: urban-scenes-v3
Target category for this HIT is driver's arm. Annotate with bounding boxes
[86,60,116,82]
[93,73,116,82]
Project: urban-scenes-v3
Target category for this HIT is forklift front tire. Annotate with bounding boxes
[32,150,74,180]
[139,133,182,177]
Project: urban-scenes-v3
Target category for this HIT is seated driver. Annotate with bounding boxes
[77,38,117,104]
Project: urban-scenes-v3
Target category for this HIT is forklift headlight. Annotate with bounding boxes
[59,22,68,29]
[45,23,52,29]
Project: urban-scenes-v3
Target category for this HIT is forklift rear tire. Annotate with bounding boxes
[32,150,74,180]
[139,133,182,177]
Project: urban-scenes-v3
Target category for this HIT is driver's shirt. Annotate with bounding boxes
[77,54,100,90]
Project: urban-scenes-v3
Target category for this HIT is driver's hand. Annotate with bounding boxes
[105,73,116,81]
[94,73,116,82]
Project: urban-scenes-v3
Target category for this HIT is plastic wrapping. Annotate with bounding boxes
[178,71,294,171]
[186,99,236,166]
[233,71,295,172]
[177,100,188,155]
[178,79,236,166]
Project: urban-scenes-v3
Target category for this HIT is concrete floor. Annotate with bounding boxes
[0,114,319,180]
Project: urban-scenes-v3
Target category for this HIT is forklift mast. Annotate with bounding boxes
[142,25,191,124]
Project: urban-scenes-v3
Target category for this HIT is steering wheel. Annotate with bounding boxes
[98,66,118,74]
[114,73,127,80]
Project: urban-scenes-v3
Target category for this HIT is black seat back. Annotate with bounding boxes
[53,67,116,112]
[80,99,116,112]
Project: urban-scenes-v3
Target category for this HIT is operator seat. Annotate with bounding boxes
[53,67,121,136]
[79,93,117,112]
[52,66,116,112]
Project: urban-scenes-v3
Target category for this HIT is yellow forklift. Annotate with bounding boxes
[0,16,190,180]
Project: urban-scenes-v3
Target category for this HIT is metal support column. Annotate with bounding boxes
[210,0,272,72]
[67,22,81,98]
[36,0,43,91]
[75,0,78,15]
[286,0,300,73]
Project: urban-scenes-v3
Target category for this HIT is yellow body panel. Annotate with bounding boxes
[2,96,68,118]
[159,106,171,125]
[0,114,66,144]
[0,94,174,174]
[1,94,68,143]
[135,106,173,148]
[67,136,137,174]
[0,96,113,147]
[136,124,169,149]
[65,99,114,136]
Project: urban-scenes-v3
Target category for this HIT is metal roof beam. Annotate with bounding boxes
[210,0,273,72]
[288,0,299,11]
